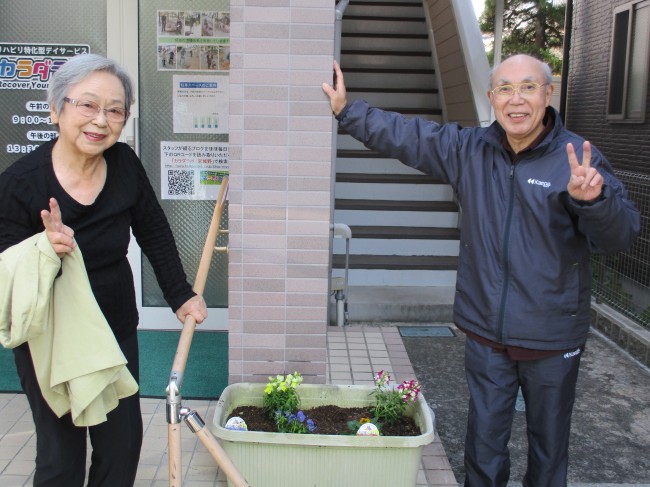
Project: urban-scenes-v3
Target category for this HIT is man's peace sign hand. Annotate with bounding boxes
[567,141,603,202]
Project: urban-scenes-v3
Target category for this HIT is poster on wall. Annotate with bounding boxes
[0,43,90,159]
[157,10,230,72]
[173,74,229,134]
[160,141,229,200]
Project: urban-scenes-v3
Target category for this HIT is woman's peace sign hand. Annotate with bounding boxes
[41,198,75,257]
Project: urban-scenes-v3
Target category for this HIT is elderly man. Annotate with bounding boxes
[322,54,640,486]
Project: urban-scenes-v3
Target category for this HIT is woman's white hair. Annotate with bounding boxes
[47,53,134,122]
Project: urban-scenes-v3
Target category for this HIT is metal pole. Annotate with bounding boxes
[335,0,350,63]
[559,0,573,123]
[494,0,504,66]
[329,0,351,326]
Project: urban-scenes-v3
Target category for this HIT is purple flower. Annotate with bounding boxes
[297,411,306,422]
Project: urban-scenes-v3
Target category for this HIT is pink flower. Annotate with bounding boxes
[374,370,391,387]
[397,379,421,402]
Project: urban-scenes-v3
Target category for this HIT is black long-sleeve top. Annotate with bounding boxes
[0,140,195,342]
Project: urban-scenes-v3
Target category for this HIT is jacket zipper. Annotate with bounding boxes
[496,163,516,343]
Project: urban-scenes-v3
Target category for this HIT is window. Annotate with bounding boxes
[607,0,650,122]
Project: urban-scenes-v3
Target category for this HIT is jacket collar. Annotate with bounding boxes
[482,106,563,155]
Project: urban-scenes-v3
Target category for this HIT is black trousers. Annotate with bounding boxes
[463,337,582,487]
[14,332,143,487]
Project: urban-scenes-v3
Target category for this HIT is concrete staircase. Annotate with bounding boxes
[331,0,458,323]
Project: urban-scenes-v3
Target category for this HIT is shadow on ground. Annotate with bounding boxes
[402,325,650,485]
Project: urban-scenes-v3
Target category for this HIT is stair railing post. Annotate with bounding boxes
[329,0,351,326]
[334,0,349,63]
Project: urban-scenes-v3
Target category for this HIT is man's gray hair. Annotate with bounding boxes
[47,54,134,121]
[488,54,553,89]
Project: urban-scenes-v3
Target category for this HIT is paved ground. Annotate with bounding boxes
[0,325,456,487]
[402,324,650,485]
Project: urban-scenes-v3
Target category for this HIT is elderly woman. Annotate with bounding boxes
[0,54,207,486]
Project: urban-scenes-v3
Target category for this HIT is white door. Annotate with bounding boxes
[114,0,230,331]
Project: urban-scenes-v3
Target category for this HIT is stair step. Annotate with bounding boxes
[341,49,432,58]
[337,105,442,121]
[345,93,440,109]
[336,199,458,212]
[345,15,424,22]
[338,149,445,160]
[335,209,458,227]
[349,226,460,240]
[342,71,436,90]
[336,156,425,175]
[333,238,459,256]
[342,54,433,70]
[343,67,435,74]
[337,149,383,158]
[332,254,458,270]
[347,1,423,6]
[348,86,438,94]
[343,19,428,36]
[343,33,428,40]
[336,173,440,184]
[342,35,430,52]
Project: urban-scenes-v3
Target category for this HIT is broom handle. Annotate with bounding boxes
[172,175,228,373]
[169,178,245,487]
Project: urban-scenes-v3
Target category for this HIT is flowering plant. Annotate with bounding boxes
[275,409,317,434]
[263,372,303,419]
[263,372,317,434]
[370,370,421,425]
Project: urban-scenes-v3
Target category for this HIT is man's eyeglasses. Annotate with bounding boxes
[63,97,129,123]
[490,82,548,97]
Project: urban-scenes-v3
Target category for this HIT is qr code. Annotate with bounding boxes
[167,170,194,196]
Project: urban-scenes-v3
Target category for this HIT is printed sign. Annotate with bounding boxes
[157,11,230,72]
[173,75,229,134]
[160,141,229,200]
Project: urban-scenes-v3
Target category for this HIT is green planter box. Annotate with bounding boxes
[210,383,435,487]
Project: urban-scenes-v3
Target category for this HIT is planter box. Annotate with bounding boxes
[210,383,435,487]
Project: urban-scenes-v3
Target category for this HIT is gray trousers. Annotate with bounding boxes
[463,337,582,487]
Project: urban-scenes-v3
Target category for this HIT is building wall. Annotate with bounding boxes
[227,0,335,384]
[423,0,481,126]
[566,0,650,175]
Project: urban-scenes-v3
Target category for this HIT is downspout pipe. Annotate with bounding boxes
[335,0,350,62]
[559,0,573,123]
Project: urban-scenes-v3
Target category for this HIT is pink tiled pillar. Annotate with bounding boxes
[227,1,336,384]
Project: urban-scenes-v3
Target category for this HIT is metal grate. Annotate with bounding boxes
[592,170,650,329]
[399,326,455,337]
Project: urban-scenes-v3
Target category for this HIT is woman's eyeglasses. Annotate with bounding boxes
[63,97,129,123]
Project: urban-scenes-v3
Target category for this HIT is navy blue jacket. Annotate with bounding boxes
[338,100,640,350]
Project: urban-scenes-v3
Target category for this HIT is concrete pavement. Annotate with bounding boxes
[400,323,650,485]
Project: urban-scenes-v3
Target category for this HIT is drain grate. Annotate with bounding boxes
[399,326,455,337]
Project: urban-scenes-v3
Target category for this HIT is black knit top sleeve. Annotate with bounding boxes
[0,140,195,341]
